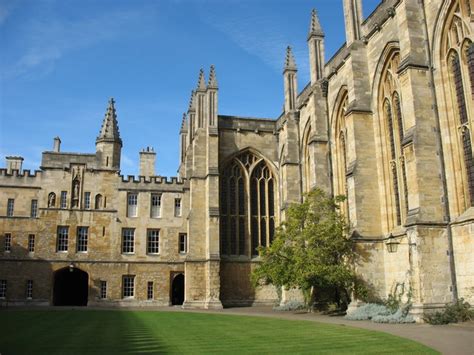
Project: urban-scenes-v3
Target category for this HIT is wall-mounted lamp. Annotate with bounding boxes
[386,233,400,253]
[69,262,75,272]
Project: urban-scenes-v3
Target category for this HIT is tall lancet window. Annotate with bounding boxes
[379,51,408,228]
[441,1,473,209]
[220,151,277,257]
[334,92,350,222]
[303,125,313,192]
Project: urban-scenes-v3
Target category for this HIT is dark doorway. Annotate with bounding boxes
[171,273,185,305]
[53,267,89,306]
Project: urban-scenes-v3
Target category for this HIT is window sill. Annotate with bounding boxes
[57,251,68,253]
[122,253,135,255]
[76,251,88,254]
[147,253,160,256]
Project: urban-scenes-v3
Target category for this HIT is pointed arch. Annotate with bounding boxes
[377,49,409,229]
[220,149,278,257]
[331,87,350,221]
[434,0,474,213]
[301,120,313,192]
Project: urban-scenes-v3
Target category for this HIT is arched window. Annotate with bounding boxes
[95,194,103,209]
[303,125,313,192]
[334,92,350,221]
[220,151,277,257]
[379,51,408,227]
[440,1,474,210]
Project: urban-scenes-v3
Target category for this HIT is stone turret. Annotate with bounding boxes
[307,9,325,84]
[283,46,298,113]
[96,98,122,170]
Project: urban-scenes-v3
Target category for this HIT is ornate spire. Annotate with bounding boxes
[188,90,196,111]
[308,9,324,38]
[97,98,122,144]
[284,46,297,71]
[197,68,206,91]
[208,65,218,88]
[180,113,188,133]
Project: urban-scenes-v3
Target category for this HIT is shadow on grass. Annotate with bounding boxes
[0,310,170,354]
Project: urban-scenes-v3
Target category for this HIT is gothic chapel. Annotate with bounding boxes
[0,0,473,321]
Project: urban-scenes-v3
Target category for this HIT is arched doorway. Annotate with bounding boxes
[53,267,89,306]
[171,273,184,305]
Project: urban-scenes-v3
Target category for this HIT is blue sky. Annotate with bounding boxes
[0,0,380,177]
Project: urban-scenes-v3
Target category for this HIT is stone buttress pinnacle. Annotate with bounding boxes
[96,97,122,144]
[208,65,218,88]
[284,46,297,71]
[197,68,206,91]
[308,8,324,38]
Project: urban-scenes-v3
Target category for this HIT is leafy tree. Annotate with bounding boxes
[252,188,358,309]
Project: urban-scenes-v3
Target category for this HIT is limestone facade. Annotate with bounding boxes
[0,0,473,319]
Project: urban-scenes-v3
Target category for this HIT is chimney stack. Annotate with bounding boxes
[139,147,156,177]
[6,156,24,174]
[53,137,61,152]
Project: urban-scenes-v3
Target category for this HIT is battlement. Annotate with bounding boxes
[118,175,188,192]
[120,175,185,185]
[0,168,42,178]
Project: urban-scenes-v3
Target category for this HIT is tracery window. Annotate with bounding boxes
[380,51,408,227]
[441,1,474,209]
[334,92,350,221]
[220,151,276,257]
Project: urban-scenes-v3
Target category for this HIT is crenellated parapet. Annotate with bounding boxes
[118,175,188,192]
[0,168,43,180]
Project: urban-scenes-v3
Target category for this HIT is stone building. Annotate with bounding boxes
[0,0,473,320]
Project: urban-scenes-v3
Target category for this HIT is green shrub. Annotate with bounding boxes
[424,298,474,325]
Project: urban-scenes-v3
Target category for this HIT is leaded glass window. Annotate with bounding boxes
[380,51,409,227]
[220,151,276,257]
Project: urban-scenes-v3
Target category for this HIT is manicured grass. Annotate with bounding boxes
[0,310,437,354]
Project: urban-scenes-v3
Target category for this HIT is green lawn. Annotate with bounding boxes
[0,310,437,354]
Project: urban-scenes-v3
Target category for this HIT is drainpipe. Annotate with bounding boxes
[420,0,458,301]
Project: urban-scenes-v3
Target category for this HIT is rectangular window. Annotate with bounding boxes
[77,227,88,253]
[100,281,107,299]
[122,228,135,254]
[57,226,69,252]
[0,280,6,298]
[60,191,67,209]
[6,199,14,217]
[174,198,182,217]
[147,229,160,254]
[147,281,154,300]
[31,199,38,218]
[26,280,33,299]
[179,233,187,254]
[84,192,91,209]
[28,234,35,253]
[150,194,161,218]
[122,275,135,298]
[127,193,138,217]
[4,233,11,252]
